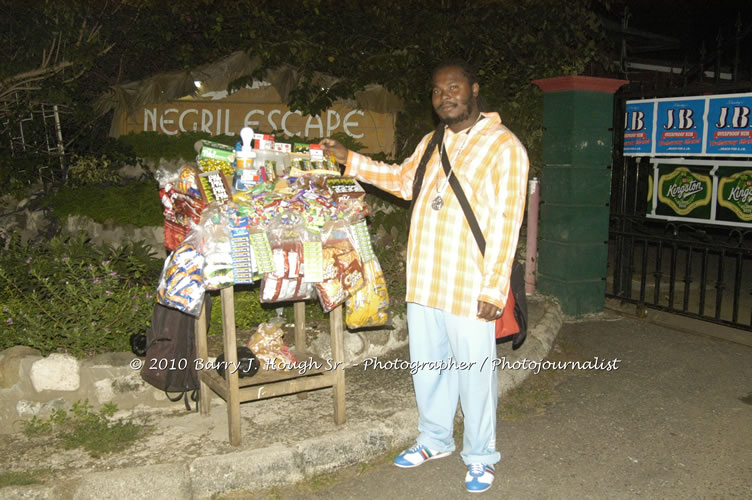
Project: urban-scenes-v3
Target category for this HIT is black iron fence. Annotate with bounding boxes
[609,213,752,330]
[608,86,752,332]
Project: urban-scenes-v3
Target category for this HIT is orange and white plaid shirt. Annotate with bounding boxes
[345,112,529,319]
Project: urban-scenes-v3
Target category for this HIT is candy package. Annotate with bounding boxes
[246,317,297,370]
[259,215,315,303]
[200,204,234,290]
[315,220,365,312]
[345,257,390,329]
[156,230,206,316]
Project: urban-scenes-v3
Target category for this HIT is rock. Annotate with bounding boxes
[0,346,42,388]
[29,354,80,392]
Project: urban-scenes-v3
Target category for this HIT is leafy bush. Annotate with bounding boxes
[66,154,124,187]
[45,179,164,228]
[23,400,150,458]
[0,232,161,357]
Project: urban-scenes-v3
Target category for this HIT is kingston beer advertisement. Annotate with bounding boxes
[717,169,752,222]
[647,160,752,227]
[655,165,712,219]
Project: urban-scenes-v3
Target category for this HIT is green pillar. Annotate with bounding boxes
[531,76,627,316]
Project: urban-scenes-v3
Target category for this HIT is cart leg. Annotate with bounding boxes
[293,301,308,400]
[221,286,242,446]
[329,304,346,425]
[195,299,211,416]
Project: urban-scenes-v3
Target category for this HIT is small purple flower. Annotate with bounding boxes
[26,257,32,263]
[93,277,102,284]
[6,318,12,324]
[145,292,153,299]
[105,290,113,296]
[91,321,97,326]
[103,328,110,332]
[109,271,119,277]
[2,306,7,312]
[88,265,95,271]
[101,260,111,266]
[61,257,69,262]
[133,305,140,311]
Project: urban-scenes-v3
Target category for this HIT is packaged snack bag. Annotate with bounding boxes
[345,257,390,329]
[246,317,297,369]
[315,220,365,312]
[259,214,315,303]
[156,230,206,316]
[200,204,234,290]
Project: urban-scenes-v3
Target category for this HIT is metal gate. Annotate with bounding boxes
[609,84,752,331]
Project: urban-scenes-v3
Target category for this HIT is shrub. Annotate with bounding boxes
[66,154,123,187]
[0,232,161,357]
[44,179,164,228]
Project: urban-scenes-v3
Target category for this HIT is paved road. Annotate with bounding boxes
[244,314,752,499]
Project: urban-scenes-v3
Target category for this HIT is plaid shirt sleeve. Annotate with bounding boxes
[343,133,435,200]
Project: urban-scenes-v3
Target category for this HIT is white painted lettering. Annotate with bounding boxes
[201,109,213,133]
[326,109,341,136]
[305,114,324,137]
[344,109,365,139]
[179,109,198,132]
[144,108,157,132]
[282,110,303,136]
[160,108,178,135]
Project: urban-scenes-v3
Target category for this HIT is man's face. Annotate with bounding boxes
[431,66,479,127]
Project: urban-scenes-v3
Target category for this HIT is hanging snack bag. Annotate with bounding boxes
[200,204,235,290]
[315,220,365,312]
[259,214,315,303]
[156,229,206,316]
[345,258,390,329]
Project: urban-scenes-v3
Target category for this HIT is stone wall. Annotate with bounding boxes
[0,317,408,433]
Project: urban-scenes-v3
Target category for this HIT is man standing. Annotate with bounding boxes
[321,59,528,493]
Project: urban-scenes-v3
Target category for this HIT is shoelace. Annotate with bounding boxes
[408,444,423,453]
[469,463,485,475]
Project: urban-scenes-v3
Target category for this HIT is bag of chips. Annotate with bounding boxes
[315,220,365,312]
[345,257,390,329]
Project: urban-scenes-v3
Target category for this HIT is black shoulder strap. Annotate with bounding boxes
[408,124,445,223]
[440,149,486,256]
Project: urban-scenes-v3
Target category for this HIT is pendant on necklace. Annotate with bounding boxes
[431,195,444,211]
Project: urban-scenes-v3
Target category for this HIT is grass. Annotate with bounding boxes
[23,401,151,458]
[0,470,48,488]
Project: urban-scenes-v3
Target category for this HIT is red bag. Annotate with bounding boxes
[493,260,527,350]
[495,286,518,339]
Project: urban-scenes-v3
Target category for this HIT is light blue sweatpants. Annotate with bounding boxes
[407,302,501,466]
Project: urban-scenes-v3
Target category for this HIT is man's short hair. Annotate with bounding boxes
[431,58,479,86]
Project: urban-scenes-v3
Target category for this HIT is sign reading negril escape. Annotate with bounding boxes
[624,92,752,156]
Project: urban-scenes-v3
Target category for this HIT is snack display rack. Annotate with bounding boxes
[154,127,386,446]
[194,291,345,446]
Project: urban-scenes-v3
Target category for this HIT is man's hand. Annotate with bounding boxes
[477,300,503,322]
[320,138,350,165]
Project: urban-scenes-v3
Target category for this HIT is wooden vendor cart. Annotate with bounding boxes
[194,286,346,446]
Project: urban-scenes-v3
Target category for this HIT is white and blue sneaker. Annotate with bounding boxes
[393,443,451,468]
[465,463,495,493]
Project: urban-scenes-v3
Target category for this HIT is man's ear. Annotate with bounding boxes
[472,82,479,98]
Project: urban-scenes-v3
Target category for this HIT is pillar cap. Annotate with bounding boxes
[532,76,629,94]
